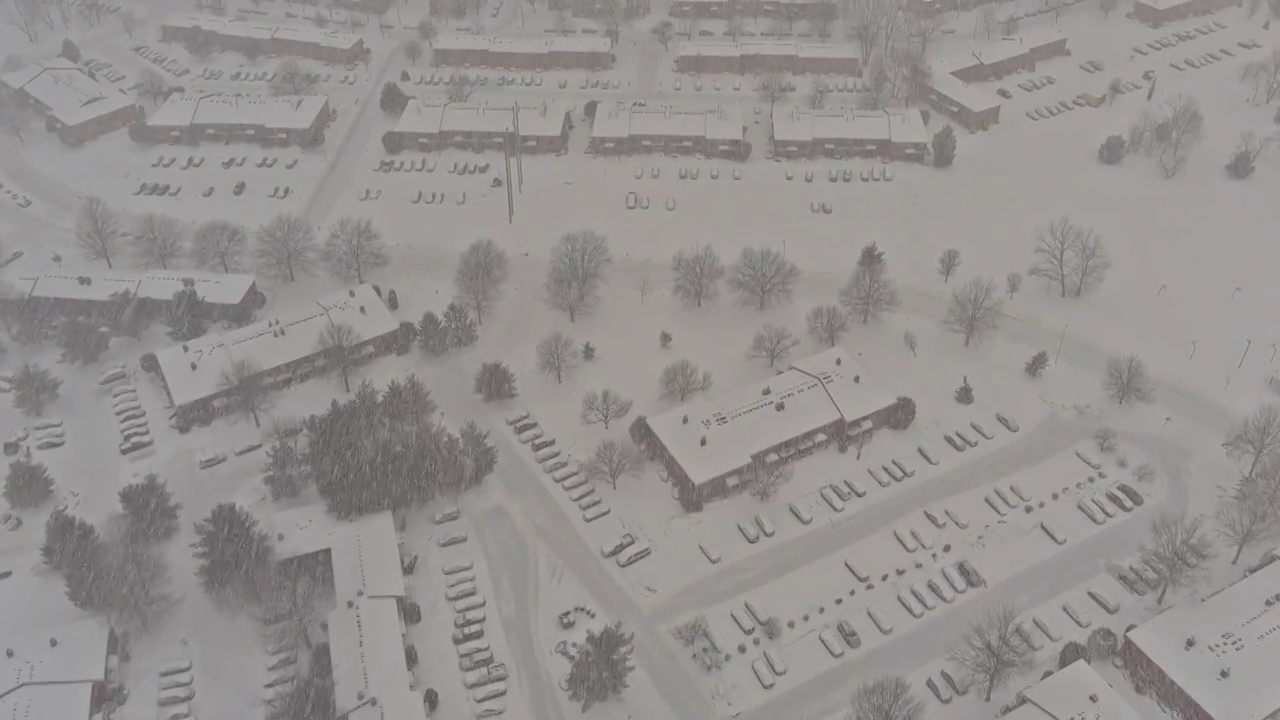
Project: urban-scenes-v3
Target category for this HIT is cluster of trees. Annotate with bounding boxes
[1216,405,1280,564]
[419,303,479,355]
[4,459,54,508]
[5,0,124,41]
[1029,217,1110,299]
[565,622,636,711]
[7,362,62,416]
[303,376,497,517]
[1126,94,1206,178]
[40,474,180,630]
[74,198,389,284]
[1225,130,1273,180]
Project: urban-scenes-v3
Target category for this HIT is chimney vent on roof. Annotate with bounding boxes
[1221,667,1231,679]
[835,356,842,366]
[190,362,197,371]
[49,638,57,647]
[682,414,688,425]
[700,436,707,447]
[349,289,356,297]
[854,375,860,383]
[359,305,367,314]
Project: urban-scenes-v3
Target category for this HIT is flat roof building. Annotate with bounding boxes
[772,107,929,160]
[0,60,139,145]
[589,101,748,159]
[135,93,332,147]
[273,506,407,604]
[0,618,117,720]
[431,34,614,70]
[675,40,859,75]
[1121,559,1280,720]
[160,15,367,63]
[1132,0,1233,26]
[328,598,425,720]
[390,98,572,154]
[2,268,263,325]
[644,348,897,508]
[1006,660,1143,720]
[922,28,1068,131]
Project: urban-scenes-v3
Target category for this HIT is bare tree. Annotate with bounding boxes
[847,676,926,720]
[1104,354,1154,405]
[806,79,829,109]
[859,63,892,110]
[536,331,579,384]
[909,13,943,53]
[758,73,790,112]
[446,76,473,102]
[0,92,32,143]
[1071,229,1110,297]
[851,429,872,459]
[6,0,46,42]
[194,220,248,273]
[728,247,799,311]
[806,305,848,347]
[137,67,170,106]
[1099,0,1119,16]
[948,603,1032,702]
[1216,490,1275,565]
[117,8,139,36]
[270,59,318,95]
[943,277,1004,347]
[581,389,633,429]
[660,359,713,401]
[1157,94,1205,179]
[404,39,424,65]
[671,245,725,308]
[978,4,997,38]
[455,238,509,325]
[671,616,707,646]
[747,463,793,502]
[256,214,316,282]
[637,276,653,303]
[1225,405,1280,481]
[1141,512,1213,604]
[76,196,122,269]
[845,0,886,65]
[1235,130,1273,165]
[1029,217,1077,298]
[748,325,800,368]
[546,230,612,322]
[839,249,900,324]
[903,330,917,356]
[1094,426,1118,454]
[323,217,387,283]
[1005,272,1022,300]
[317,321,360,393]
[936,248,962,283]
[217,358,270,427]
[652,19,674,49]
[583,439,645,489]
[1242,50,1280,104]
[131,214,185,270]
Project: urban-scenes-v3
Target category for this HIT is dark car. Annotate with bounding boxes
[1116,482,1144,507]
[997,87,1012,99]
[531,438,556,452]
[837,620,861,649]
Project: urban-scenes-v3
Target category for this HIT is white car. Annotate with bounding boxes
[943,566,968,594]
[738,522,760,544]
[602,534,636,559]
[911,583,937,611]
[434,507,461,524]
[755,513,775,538]
[819,628,845,658]
[472,681,507,703]
[505,410,530,425]
[113,400,142,416]
[699,542,721,564]
[439,531,468,547]
[445,582,477,601]
[517,428,544,444]
[616,544,650,567]
[473,701,506,718]
[159,672,194,691]
[928,577,956,603]
[731,607,756,635]
[99,367,127,386]
[121,427,152,444]
[583,504,611,522]
[112,393,139,408]
[120,417,149,432]
[898,591,924,618]
[32,419,63,431]
[533,447,561,463]
[443,559,474,575]
[110,384,137,398]
[158,686,196,706]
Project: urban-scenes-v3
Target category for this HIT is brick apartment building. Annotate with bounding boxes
[1120,559,1280,720]
[669,0,837,20]
[2,269,263,325]
[675,40,860,75]
[160,15,367,64]
[0,60,139,145]
[133,93,332,147]
[771,107,929,161]
[0,619,121,720]
[642,349,898,508]
[431,34,614,70]
[1132,0,1234,26]
[390,98,572,154]
[589,102,749,159]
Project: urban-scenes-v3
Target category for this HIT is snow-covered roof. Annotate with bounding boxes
[1006,660,1143,720]
[935,29,1068,74]
[648,348,896,487]
[5,268,256,305]
[155,284,399,409]
[0,59,135,128]
[273,506,406,602]
[163,14,364,50]
[1125,559,1280,720]
[590,102,744,142]
[926,72,1002,113]
[328,598,425,720]
[147,93,329,130]
[0,618,111,720]
[677,40,858,60]
[432,33,611,54]
[394,98,570,138]
[772,107,928,145]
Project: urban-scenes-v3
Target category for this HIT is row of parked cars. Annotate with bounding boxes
[601,532,652,568]
[507,410,612,524]
[983,482,1032,519]
[257,621,300,720]
[1133,20,1230,55]
[894,560,984,621]
[156,657,196,720]
[101,365,156,456]
[437,517,509,719]
[1077,482,1144,525]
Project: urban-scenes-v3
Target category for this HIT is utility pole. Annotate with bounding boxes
[1055,323,1068,364]
[1239,338,1252,369]
[503,133,514,224]
[513,100,524,192]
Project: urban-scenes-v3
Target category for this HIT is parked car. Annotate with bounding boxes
[1042,521,1067,545]
[1106,487,1134,512]
[434,507,461,524]
[945,509,968,529]
[924,509,947,529]
[99,367,127,386]
[867,607,892,635]
[1115,482,1144,507]
[1091,496,1117,518]
[892,459,914,478]
[113,401,142,416]
[957,560,985,588]
[1063,601,1092,628]
[844,479,866,497]
[505,410,530,425]
[1078,499,1105,525]
[764,648,787,676]
[117,408,146,423]
[894,528,918,552]
[944,434,965,452]
[459,650,494,672]
[472,682,507,703]
[836,620,861,649]
[942,565,967,593]
[584,504,611,523]
[533,447,561,463]
[1010,483,1030,503]
[821,486,845,512]
[512,420,537,434]
[819,628,845,657]
[602,533,636,559]
[474,701,506,718]
[454,609,486,627]
[158,686,196,706]
[120,437,154,455]
[738,522,760,544]
[531,437,556,452]
[1034,615,1061,642]
[552,466,580,484]
[443,559,474,575]
[911,584,937,611]
[36,437,65,450]
[955,430,978,448]
[985,495,1008,517]
[112,394,139,409]
[1114,570,1147,596]
[970,421,993,440]
[755,513,775,538]
[997,87,1012,99]
[928,578,955,603]
[751,658,775,690]
[120,427,151,444]
[940,668,968,696]
[700,542,721,564]
[446,582,478,601]
[926,676,952,704]
[452,623,484,645]
[198,453,227,469]
[439,531,468,547]
[830,483,852,502]
[159,673,194,692]
[1016,623,1044,651]
[731,607,756,635]
[1089,589,1120,614]
[898,591,924,618]
[994,487,1018,509]
[617,544,650,567]
[517,428,544,444]
[542,457,569,473]
[789,502,812,525]
[844,559,870,583]
[867,467,891,487]
[882,463,903,482]
[995,413,1019,432]
[454,596,486,614]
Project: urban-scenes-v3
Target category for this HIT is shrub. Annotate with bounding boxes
[1226,149,1255,179]
[1098,134,1126,165]
[1088,627,1119,659]
[886,396,917,430]
[659,330,673,349]
[1059,640,1091,669]
[381,131,406,154]
[955,378,974,405]
[932,125,957,167]
[1026,350,1050,378]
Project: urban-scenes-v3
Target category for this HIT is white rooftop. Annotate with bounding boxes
[935,28,1068,74]
[163,14,363,50]
[647,348,896,487]
[154,283,399,409]
[926,72,1003,114]
[147,93,328,130]
[0,618,111,720]
[1125,559,1280,720]
[5,268,256,306]
[433,33,611,54]
[591,102,744,142]
[0,681,94,720]
[394,98,570,138]
[677,40,858,60]
[0,59,135,128]
[273,506,406,603]
[1006,660,1143,720]
[773,108,928,145]
[328,598,425,720]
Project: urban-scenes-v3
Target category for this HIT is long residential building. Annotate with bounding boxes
[153,284,402,422]
[0,60,140,145]
[1,268,263,323]
[642,348,898,508]
[589,102,748,159]
[160,15,367,63]
[134,93,332,147]
[921,27,1069,131]
[390,98,572,154]
[1132,0,1233,26]
[1120,558,1280,720]
[669,0,837,20]
[675,40,859,75]
[431,34,614,70]
[1005,660,1143,720]
[547,0,651,18]
[0,619,120,720]
[771,107,929,161]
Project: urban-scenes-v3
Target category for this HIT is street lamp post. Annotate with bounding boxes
[1239,338,1253,369]
[1189,340,1196,360]
[1055,323,1068,364]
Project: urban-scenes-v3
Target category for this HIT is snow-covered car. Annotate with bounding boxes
[443,559,474,575]
[583,503,611,522]
[844,479,866,498]
[819,628,845,657]
[517,428,544,444]
[897,591,924,618]
[820,486,845,512]
[158,703,193,720]
[110,384,136,399]
[1,513,22,531]
[602,534,636,559]
[946,508,968,529]
[997,87,1012,99]
[1089,589,1120,614]
[1116,482,1144,506]
[924,509,947,529]
[892,459,914,479]
[445,583,477,602]
[159,672,194,692]
[1063,602,1092,628]
[473,701,506,718]
[439,531,468,547]
[882,463,903,482]
[117,408,147,424]
[460,649,494,672]
[755,513,775,538]
[453,596,486,614]
[829,483,852,502]
[158,686,196,706]
[764,648,787,677]
[995,487,1018,509]
[552,466,580,484]
[943,565,968,594]
[99,367,127,386]
[926,676,952,704]
[434,507,461,525]
[455,609,486,628]
[542,457,568,473]
[1091,496,1117,518]
[844,559,870,583]
[894,528,918,553]
[918,446,939,465]
[985,495,1008,517]
[512,420,537,434]
[1033,615,1060,642]
[120,417,149,433]
[751,658,775,690]
[957,560,984,588]
[533,447,560,463]
[911,584,937,611]
[530,437,555,452]
[452,623,484,645]
[944,434,965,452]
[121,438,154,455]
[837,620,861,649]
[1115,570,1147,596]
[955,430,978,448]
[928,578,956,603]
[789,502,812,525]
[1042,521,1067,545]
[464,662,508,689]
[113,401,142,416]
[121,428,152,444]
[867,607,892,635]
[112,391,139,407]
[198,453,227,469]
[566,482,594,502]
[35,436,66,450]
[731,607,756,635]
[941,668,968,697]
[912,528,934,550]
[699,541,721,564]
[616,544,650,567]
[738,522,760,544]
[32,419,63,431]
[447,572,476,588]
[996,413,1019,432]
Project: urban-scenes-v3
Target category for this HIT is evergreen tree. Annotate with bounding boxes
[442,302,478,349]
[459,421,498,488]
[41,508,100,573]
[1098,134,1126,165]
[59,318,110,364]
[4,459,54,508]
[955,376,974,405]
[1025,350,1050,378]
[1058,640,1091,669]
[379,81,410,114]
[119,474,180,542]
[418,311,449,355]
[932,125,957,167]
[566,622,636,711]
[192,503,272,599]
[474,362,518,401]
[263,441,306,500]
[10,363,62,416]
[65,545,108,611]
